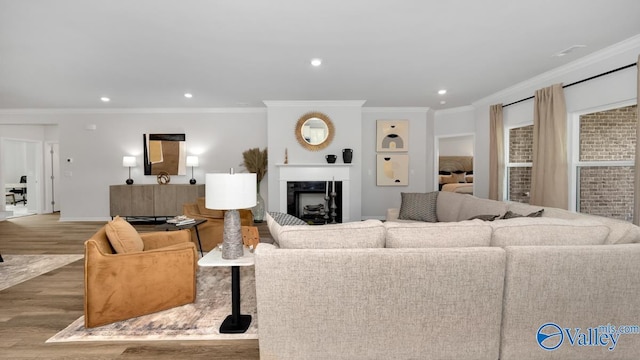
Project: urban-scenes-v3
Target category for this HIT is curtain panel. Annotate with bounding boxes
[634,55,640,225]
[530,83,569,209]
[489,104,504,201]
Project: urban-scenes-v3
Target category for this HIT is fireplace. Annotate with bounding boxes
[276,163,351,223]
[287,181,342,224]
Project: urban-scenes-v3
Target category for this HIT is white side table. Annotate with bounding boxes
[198,247,255,333]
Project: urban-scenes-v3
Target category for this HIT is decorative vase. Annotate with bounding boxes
[342,148,353,163]
[326,154,337,163]
[252,191,265,223]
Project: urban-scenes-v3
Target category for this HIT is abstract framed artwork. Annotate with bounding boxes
[376,120,409,152]
[143,133,186,175]
[376,154,409,186]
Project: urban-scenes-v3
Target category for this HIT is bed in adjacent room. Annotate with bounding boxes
[438,156,473,195]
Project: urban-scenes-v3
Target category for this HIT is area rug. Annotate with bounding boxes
[0,254,84,291]
[46,266,258,342]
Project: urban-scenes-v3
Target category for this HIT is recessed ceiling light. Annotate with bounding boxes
[100,97,110,102]
[310,58,322,67]
[438,89,447,95]
[440,100,447,105]
[184,93,193,98]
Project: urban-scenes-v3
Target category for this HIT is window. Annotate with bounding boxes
[574,105,637,221]
[506,125,533,203]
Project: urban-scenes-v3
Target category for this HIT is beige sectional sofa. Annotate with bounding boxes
[254,192,640,360]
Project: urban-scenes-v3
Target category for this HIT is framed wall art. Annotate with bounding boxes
[376,154,409,186]
[143,133,186,175]
[376,120,409,152]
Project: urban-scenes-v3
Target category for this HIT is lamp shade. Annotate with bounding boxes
[206,172,256,210]
[122,156,137,167]
[186,155,199,167]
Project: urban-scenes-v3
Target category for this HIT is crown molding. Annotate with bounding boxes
[263,100,366,107]
[361,107,430,113]
[473,34,640,107]
[434,105,475,115]
[0,107,268,115]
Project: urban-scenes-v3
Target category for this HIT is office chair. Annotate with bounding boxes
[9,175,27,205]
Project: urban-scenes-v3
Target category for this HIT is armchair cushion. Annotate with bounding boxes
[105,216,144,253]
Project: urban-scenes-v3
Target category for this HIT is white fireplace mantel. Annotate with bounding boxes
[276,163,351,222]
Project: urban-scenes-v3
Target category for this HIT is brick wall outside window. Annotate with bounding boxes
[578,105,637,221]
[508,125,533,203]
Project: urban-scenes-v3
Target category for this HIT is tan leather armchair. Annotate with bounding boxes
[84,226,197,328]
[182,197,253,251]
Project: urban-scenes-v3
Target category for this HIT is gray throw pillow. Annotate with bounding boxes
[268,212,308,226]
[501,209,544,219]
[398,192,438,222]
[468,214,500,221]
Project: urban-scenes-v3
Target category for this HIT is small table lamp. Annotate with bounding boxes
[206,169,256,259]
[122,156,137,185]
[186,156,199,184]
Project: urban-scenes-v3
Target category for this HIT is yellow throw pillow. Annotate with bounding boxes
[105,216,144,253]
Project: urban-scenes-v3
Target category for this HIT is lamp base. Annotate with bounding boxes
[126,178,134,185]
[222,209,243,259]
[189,178,197,185]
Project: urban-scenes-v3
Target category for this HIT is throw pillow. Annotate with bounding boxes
[451,171,466,183]
[398,192,438,222]
[501,209,544,219]
[105,216,144,253]
[269,212,308,226]
[468,214,499,221]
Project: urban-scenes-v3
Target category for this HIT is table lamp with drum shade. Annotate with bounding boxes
[122,156,137,185]
[206,169,256,259]
[186,156,199,184]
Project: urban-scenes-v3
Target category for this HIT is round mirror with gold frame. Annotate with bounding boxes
[295,112,334,151]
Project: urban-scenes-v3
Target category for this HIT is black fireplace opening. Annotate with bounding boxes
[287,181,342,225]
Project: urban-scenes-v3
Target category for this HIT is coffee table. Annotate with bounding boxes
[198,247,254,333]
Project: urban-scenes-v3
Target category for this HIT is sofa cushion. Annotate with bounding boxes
[398,192,438,222]
[436,191,468,222]
[105,216,144,253]
[457,196,508,222]
[490,218,610,247]
[277,220,386,249]
[385,220,492,248]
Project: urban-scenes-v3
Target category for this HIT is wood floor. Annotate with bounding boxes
[0,214,261,359]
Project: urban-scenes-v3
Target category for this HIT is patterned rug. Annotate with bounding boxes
[47,266,258,342]
[0,254,84,291]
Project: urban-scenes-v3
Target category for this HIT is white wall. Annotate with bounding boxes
[265,101,364,222]
[0,110,267,220]
[361,108,431,218]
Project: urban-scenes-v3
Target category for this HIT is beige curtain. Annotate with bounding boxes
[530,83,568,209]
[489,104,504,200]
[633,56,640,225]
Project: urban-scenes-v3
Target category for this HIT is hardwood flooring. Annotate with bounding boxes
[0,214,261,359]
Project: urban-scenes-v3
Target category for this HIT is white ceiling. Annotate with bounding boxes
[1,0,640,109]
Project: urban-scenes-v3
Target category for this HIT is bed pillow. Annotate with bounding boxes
[398,192,438,222]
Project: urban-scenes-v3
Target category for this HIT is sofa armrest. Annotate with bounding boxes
[84,239,197,328]
[500,244,640,359]
[140,229,191,250]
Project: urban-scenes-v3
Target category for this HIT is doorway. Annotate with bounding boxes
[434,134,475,192]
[2,139,42,218]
